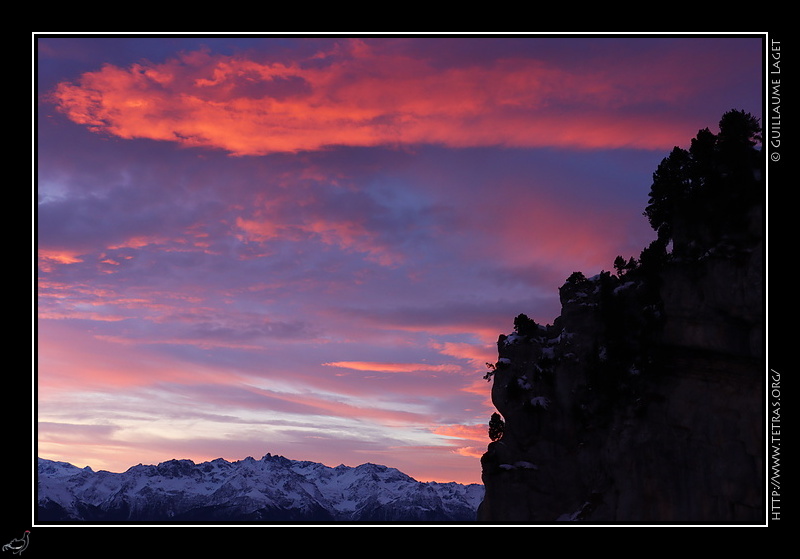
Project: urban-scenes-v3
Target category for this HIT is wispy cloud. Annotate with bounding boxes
[323,361,462,373]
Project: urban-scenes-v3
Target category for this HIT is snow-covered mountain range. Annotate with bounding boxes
[37,454,484,522]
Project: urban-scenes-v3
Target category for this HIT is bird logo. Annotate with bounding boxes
[1,531,29,555]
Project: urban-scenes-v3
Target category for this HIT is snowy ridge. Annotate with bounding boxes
[37,454,484,522]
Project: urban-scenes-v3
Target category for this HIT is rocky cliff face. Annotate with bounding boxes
[478,112,764,524]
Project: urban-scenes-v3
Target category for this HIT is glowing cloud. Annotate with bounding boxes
[323,361,462,374]
[37,249,84,274]
[48,39,708,156]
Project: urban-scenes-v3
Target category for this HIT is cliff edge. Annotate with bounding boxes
[477,110,764,523]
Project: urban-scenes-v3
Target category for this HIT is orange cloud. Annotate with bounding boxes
[49,40,693,156]
[235,213,403,267]
[432,341,496,369]
[37,249,84,272]
[454,446,486,459]
[433,423,487,443]
[322,361,461,374]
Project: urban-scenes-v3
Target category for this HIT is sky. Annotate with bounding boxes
[35,34,764,485]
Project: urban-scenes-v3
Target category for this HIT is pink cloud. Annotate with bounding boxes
[37,249,84,271]
[431,341,497,370]
[433,423,487,443]
[322,361,461,374]
[48,39,705,157]
[236,214,402,267]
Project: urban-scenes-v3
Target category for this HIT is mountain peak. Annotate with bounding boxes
[37,454,483,523]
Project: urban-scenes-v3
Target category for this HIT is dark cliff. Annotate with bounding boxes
[477,111,764,523]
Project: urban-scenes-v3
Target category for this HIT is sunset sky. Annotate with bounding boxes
[35,34,764,485]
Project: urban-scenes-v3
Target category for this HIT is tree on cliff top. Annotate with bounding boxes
[643,109,763,255]
[513,313,538,337]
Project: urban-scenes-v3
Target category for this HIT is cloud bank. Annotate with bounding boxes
[49,38,732,157]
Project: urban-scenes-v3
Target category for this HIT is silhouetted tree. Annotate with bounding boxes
[614,255,638,277]
[566,271,587,284]
[483,362,496,382]
[643,146,692,243]
[715,109,763,211]
[718,109,762,148]
[643,109,763,256]
[513,313,538,337]
[488,412,505,442]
